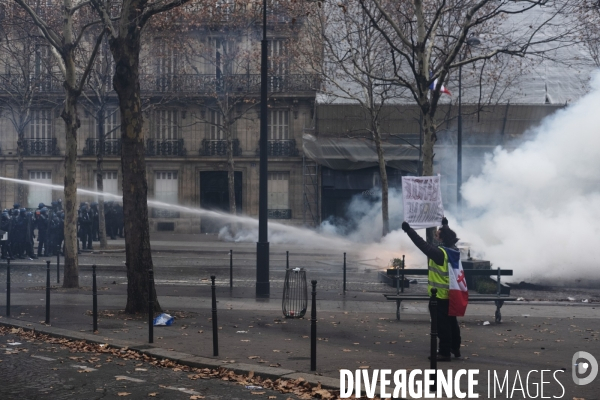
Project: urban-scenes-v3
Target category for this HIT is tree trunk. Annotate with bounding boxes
[110,36,160,314]
[372,126,389,237]
[16,131,25,206]
[226,121,236,215]
[61,92,79,288]
[421,109,437,244]
[96,109,107,249]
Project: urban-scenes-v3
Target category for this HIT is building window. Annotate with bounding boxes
[154,171,179,218]
[96,108,120,140]
[94,171,119,200]
[268,172,289,209]
[209,109,224,140]
[154,110,179,140]
[28,109,53,139]
[28,171,52,208]
[269,110,289,140]
[155,38,179,76]
[269,39,288,76]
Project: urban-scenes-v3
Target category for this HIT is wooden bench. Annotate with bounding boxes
[383,268,516,323]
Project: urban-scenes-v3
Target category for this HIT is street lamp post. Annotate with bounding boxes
[456,36,480,223]
[256,0,270,298]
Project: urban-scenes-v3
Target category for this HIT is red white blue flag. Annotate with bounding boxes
[444,247,468,316]
[429,74,452,96]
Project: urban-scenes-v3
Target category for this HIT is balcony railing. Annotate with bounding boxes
[140,74,319,94]
[146,139,186,156]
[0,74,62,93]
[23,138,59,156]
[201,139,241,156]
[256,139,299,157]
[0,73,320,95]
[268,209,292,219]
[83,138,121,156]
[152,208,180,218]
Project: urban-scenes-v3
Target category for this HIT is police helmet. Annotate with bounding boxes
[38,203,46,209]
[13,203,20,209]
[41,207,48,214]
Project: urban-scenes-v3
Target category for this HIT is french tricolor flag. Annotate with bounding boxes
[444,247,469,316]
[429,76,452,96]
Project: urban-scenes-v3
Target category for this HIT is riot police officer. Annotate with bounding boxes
[0,211,12,260]
[78,202,93,250]
[90,202,99,241]
[37,207,49,256]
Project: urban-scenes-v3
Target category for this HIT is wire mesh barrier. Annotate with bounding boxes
[282,268,307,318]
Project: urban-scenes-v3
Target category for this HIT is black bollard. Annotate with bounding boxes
[401,255,406,294]
[6,259,10,317]
[286,251,289,269]
[45,260,51,324]
[211,275,218,357]
[148,269,154,344]
[310,280,317,371]
[56,249,60,284]
[92,264,98,332]
[229,250,233,289]
[343,253,346,293]
[429,288,438,391]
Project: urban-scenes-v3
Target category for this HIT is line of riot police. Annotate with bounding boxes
[1,201,64,260]
[0,200,123,260]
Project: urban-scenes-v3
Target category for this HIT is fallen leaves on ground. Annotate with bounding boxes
[0,326,343,400]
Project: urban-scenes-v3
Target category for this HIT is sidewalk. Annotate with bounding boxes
[1,235,599,399]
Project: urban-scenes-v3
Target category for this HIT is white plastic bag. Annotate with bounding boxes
[153,313,174,326]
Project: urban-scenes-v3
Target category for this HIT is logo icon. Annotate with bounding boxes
[572,351,598,385]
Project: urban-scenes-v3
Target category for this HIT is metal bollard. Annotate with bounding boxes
[229,250,233,290]
[56,250,60,284]
[45,260,51,324]
[343,253,346,293]
[310,280,317,371]
[211,275,219,357]
[6,259,10,317]
[429,288,438,391]
[148,269,154,344]
[92,264,98,332]
[401,255,406,293]
[286,251,289,269]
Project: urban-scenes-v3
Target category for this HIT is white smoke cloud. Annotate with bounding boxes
[459,70,600,281]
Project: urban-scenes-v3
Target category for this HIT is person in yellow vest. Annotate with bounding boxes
[401,217,461,362]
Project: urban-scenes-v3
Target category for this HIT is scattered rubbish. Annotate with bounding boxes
[27,274,32,277]
[236,331,248,333]
[292,268,301,272]
[517,297,525,301]
[245,386,263,390]
[153,313,174,326]
[582,299,589,303]
[567,297,576,301]
[522,314,530,318]
[482,321,490,326]
[8,342,21,346]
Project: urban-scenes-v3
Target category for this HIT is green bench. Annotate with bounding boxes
[383,268,516,322]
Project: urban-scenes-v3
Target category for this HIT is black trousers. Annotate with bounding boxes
[430,299,461,356]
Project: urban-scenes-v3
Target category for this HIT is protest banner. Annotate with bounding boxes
[401,175,444,229]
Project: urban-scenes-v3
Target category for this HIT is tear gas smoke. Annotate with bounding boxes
[459,71,600,281]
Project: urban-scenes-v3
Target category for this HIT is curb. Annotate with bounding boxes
[0,318,340,391]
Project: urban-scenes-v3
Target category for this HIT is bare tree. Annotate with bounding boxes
[0,9,59,205]
[81,36,116,249]
[302,1,408,236]
[14,0,105,287]
[89,0,194,314]
[356,0,582,239]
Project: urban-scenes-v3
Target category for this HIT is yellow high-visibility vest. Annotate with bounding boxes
[428,247,450,300]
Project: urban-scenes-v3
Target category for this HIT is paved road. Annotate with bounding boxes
[0,328,307,400]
